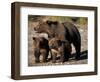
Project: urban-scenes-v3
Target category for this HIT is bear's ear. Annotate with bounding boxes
[46,20,52,26]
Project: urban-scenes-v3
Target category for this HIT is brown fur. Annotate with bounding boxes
[33,37,49,63]
[48,38,72,63]
[34,20,81,60]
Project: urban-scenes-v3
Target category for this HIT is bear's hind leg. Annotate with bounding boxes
[34,50,40,63]
[73,42,81,60]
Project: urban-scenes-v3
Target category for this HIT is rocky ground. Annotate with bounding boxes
[28,21,88,66]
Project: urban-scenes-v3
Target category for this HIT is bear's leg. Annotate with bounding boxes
[75,48,81,60]
[41,49,48,62]
[64,52,70,61]
[34,50,40,63]
[59,52,65,63]
[73,41,81,60]
[42,55,46,62]
[45,50,49,62]
[52,52,57,63]
[42,52,47,63]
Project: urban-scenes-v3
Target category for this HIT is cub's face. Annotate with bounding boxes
[48,38,62,49]
[32,37,48,48]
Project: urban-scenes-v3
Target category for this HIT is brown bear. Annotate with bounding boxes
[34,20,66,40]
[34,20,81,60]
[48,37,72,63]
[62,22,81,60]
[32,36,49,63]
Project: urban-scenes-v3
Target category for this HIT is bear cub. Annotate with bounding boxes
[32,37,49,63]
[48,38,72,63]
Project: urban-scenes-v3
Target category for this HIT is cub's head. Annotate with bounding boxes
[48,38,62,49]
[49,37,72,53]
[32,36,48,48]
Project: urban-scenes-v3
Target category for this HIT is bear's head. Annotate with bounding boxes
[48,37,72,53]
[34,20,59,38]
[32,36,49,49]
[48,38,62,49]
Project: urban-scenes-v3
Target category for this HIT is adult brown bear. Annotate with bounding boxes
[34,20,81,60]
[48,37,72,63]
[32,36,49,63]
[62,22,81,60]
